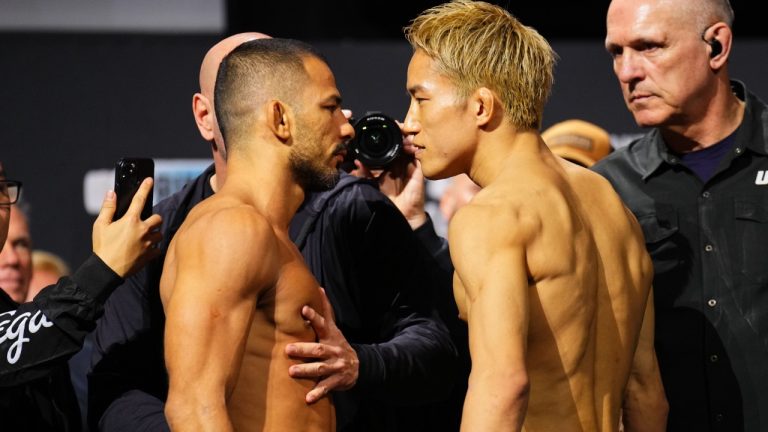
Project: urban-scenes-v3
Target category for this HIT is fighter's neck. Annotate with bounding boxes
[468,128,543,188]
[222,155,305,229]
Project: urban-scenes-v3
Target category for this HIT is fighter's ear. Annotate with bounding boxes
[267,100,292,141]
[474,87,495,127]
[193,93,216,141]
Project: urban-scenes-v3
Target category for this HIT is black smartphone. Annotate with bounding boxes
[114,157,154,220]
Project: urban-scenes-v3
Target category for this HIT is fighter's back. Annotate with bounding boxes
[451,149,653,431]
[160,194,334,431]
[532,158,653,431]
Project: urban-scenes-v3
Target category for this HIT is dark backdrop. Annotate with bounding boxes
[2,2,767,268]
[228,0,768,39]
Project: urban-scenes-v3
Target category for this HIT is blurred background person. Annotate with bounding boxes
[541,118,612,168]
[438,174,480,226]
[27,249,71,302]
[0,203,32,304]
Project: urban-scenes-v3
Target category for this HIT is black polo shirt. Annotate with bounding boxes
[594,81,768,432]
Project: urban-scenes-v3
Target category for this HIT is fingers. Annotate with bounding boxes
[143,213,163,231]
[411,159,425,182]
[95,190,117,226]
[286,339,338,361]
[287,358,345,404]
[126,177,154,218]
[287,356,333,378]
[318,288,336,323]
[401,134,417,155]
[301,304,328,339]
[342,109,353,120]
[349,160,374,179]
[306,376,341,404]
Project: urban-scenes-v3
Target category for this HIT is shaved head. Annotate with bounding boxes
[199,32,272,98]
[194,32,271,184]
[214,38,323,149]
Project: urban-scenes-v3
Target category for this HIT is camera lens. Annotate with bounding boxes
[350,113,402,168]
[360,128,391,155]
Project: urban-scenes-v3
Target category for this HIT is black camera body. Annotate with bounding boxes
[346,112,403,169]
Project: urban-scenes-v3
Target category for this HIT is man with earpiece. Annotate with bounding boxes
[594,0,768,430]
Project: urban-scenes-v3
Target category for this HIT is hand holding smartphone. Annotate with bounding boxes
[114,157,154,220]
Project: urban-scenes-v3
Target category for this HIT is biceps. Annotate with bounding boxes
[464,248,530,372]
[164,285,256,395]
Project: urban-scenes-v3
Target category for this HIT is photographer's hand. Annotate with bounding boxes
[285,288,359,404]
[377,131,429,230]
[349,129,428,230]
[92,178,163,277]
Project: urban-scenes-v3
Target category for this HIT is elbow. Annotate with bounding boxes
[623,380,669,431]
[164,390,213,430]
[505,373,530,408]
[470,369,530,409]
[164,393,191,428]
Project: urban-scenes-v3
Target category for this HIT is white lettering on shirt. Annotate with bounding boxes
[755,170,768,185]
[0,310,54,365]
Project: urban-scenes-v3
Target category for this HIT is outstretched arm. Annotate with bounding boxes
[623,290,668,432]
[163,210,273,431]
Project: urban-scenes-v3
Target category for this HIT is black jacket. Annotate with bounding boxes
[90,166,459,431]
[1,254,123,431]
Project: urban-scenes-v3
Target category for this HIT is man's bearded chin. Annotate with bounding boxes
[289,152,340,192]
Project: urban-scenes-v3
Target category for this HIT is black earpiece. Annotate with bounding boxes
[708,39,722,58]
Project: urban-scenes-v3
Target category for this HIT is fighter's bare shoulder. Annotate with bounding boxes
[570,166,645,233]
[174,200,281,288]
[449,190,539,263]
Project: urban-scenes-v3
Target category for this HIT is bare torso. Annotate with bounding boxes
[452,148,652,431]
[160,194,334,431]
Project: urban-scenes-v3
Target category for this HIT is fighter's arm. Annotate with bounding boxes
[451,204,531,431]
[623,289,668,432]
[163,209,276,432]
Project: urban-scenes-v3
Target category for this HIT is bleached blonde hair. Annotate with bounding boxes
[405,0,557,129]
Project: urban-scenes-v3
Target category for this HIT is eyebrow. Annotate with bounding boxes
[407,84,427,95]
[323,95,343,105]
